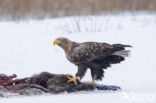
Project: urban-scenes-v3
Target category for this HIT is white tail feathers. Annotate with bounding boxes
[112,50,130,57]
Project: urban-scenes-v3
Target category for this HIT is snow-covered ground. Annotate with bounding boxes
[0,14,156,103]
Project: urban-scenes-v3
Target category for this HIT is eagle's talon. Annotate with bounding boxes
[66,76,78,85]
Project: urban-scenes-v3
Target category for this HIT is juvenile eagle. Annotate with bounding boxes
[53,37,132,85]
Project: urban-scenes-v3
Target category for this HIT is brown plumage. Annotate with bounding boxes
[53,37,132,85]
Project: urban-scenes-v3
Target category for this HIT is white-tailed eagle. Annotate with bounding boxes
[53,37,132,85]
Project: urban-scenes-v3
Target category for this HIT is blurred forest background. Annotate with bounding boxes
[0,0,156,20]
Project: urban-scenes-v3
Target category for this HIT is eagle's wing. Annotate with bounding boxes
[69,42,125,64]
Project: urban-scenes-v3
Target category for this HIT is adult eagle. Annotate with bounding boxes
[53,37,132,85]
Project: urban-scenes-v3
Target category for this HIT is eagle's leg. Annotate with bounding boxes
[91,75,97,86]
[67,64,87,85]
[90,68,100,86]
[66,75,78,85]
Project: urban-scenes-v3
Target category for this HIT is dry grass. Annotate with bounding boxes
[0,0,156,20]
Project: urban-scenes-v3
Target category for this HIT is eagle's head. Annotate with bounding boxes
[53,37,74,54]
[53,37,69,47]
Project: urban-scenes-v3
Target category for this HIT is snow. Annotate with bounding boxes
[0,14,156,103]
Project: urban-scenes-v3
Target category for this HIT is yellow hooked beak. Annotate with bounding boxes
[53,40,60,46]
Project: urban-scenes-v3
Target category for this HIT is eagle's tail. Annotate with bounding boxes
[112,44,132,57]
[112,50,130,57]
